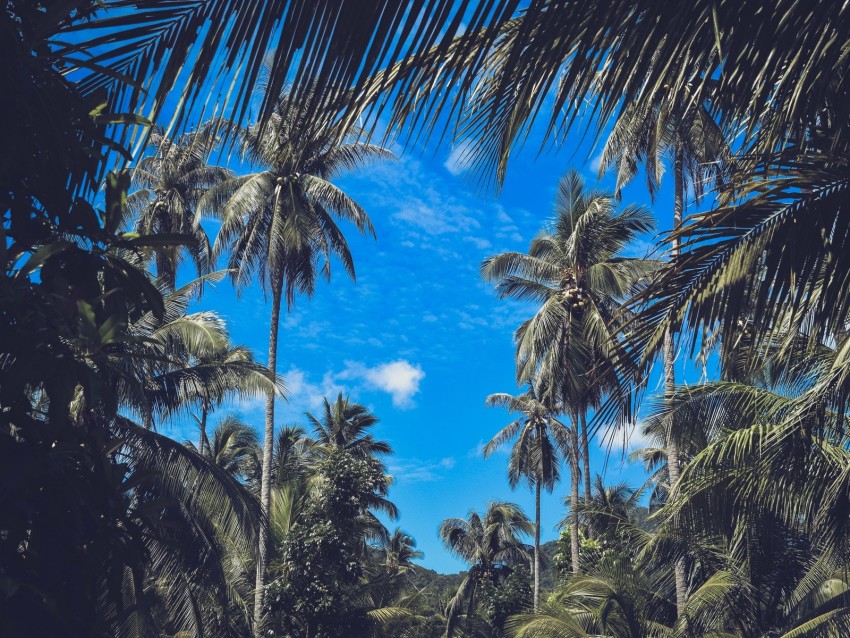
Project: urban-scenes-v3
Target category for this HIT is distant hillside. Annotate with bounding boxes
[407,538,562,602]
[410,505,654,597]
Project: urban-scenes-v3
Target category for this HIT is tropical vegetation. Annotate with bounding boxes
[5,1,850,637]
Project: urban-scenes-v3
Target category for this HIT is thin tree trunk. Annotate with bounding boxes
[667,145,688,618]
[155,211,176,290]
[253,274,282,637]
[568,411,581,575]
[580,411,591,501]
[199,402,209,456]
[534,480,541,611]
[142,404,153,431]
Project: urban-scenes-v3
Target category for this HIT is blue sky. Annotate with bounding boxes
[166,109,700,573]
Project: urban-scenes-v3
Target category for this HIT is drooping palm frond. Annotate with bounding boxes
[195,414,262,479]
[114,416,262,637]
[381,0,849,191]
[598,82,731,202]
[111,279,282,429]
[505,601,592,638]
[627,145,850,382]
[52,1,524,147]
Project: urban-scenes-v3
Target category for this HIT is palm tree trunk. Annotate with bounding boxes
[199,402,210,456]
[568,411,581,575]
[534,480,541,611]
[667,144,687,618]
[142,404,153,430]
[155,212,176,290]
[580,411,591,500]
[253,274,282,637]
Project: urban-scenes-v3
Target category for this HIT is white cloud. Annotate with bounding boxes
[465,236,492,250]
[337,359,426,408]
[388,456,456,483]
[444,140,474,176]
[280,367,347,417]
[394,200,480,236]
[363,360,426,408]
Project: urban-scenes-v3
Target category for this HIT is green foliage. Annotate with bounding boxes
[481,565,533,635]
[264,449,391,637]
[10,2,850,637]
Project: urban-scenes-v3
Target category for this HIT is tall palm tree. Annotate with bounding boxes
[598,86,729,619]
[439,501,533,637]
[199,90,392,633]
[484,386,571,610]
[127,123,235,290]
[482,169,657,574]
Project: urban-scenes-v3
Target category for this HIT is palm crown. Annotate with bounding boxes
[439,501,533,636]
[200,91,393,302]
[482,169,657,409]
[128,123,234,289]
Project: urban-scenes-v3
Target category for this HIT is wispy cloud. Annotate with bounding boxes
[388,456,456,483]
[588,151,605,174]
[394,200,481,236]
[620,237,660,259]
[444,140,474,176]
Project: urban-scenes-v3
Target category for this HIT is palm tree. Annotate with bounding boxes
[506,556,676,638]
[439,501,533,637]
[482,169,657,574]
[271,424,315,489]
[484,386,571,611]
[598,88,729,617]
[306,395,400,549]
[128,122,234,289]
[573,476,646,549]
[199,90,392,633]
[113,275,280,434]
[189,413,262,481]
[190,340,274,456]
[637,328,850,637]
[309,392,393,460]
[376,528,424,574]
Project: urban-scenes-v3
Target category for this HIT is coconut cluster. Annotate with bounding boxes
[558,272,588,309]
[561,286,588,308]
